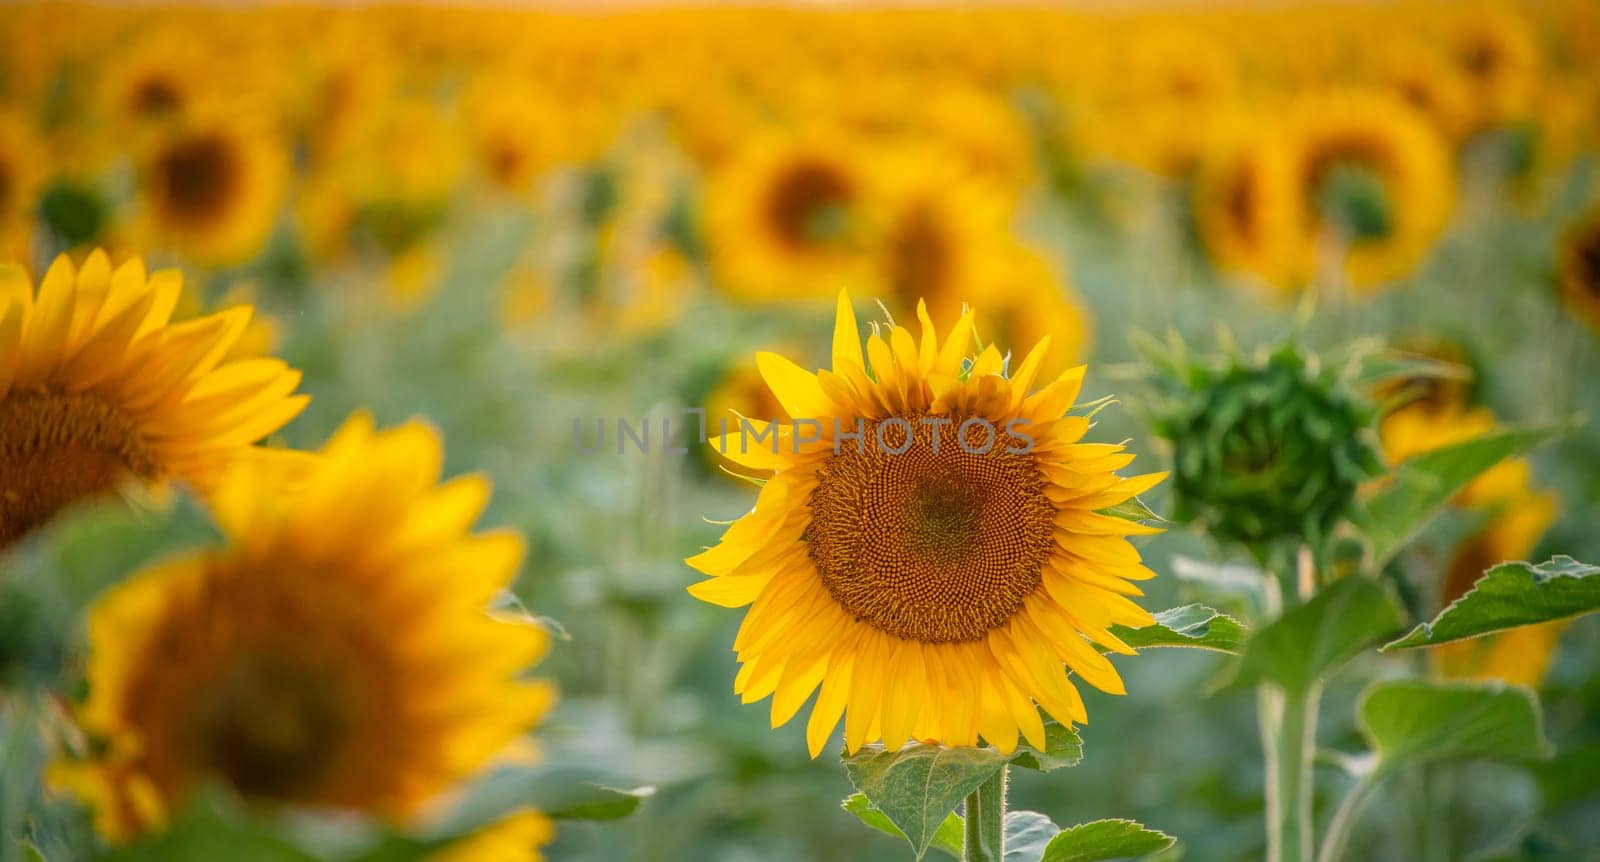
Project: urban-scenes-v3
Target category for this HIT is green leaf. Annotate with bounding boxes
[100,794,322,862]
[1382,557,1600,651]
[1359,680,1554,778]
[429,765,651,842]
[1008,720,1085,772]
[1040,819,1176,862]
[842,743,1011,859]
[1229,577,1402,692]
[1005,811,1062,862]
[1361,425,1560,567]
[1097,497,1161,523]
[1353,347,1472,391]
[1108,605,1247,654]
[841,794,964,860]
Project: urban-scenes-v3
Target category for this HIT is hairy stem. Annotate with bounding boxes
[1317,771,1377,862]
[963,765,1006,862]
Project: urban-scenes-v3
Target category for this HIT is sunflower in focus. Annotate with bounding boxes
[687,294,1161,757]
[135,112,287,267]
[706,131,878,302]
[0,250,307,550]
[702,351,793,482]
[54,415,556,843]
[1280,90,1453,291]
[0,111,43,260]
[1556,208,1600,332]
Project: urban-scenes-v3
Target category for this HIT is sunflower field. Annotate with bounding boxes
[2,1,1600,860]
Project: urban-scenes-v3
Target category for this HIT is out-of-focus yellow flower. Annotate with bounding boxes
[431,810,555,862]
[1556,207,1600,332]
[872,146,1016,314]
[1279,90,1454,292]
[967,245,1093,383]
[0,250,307,549]
[465,77,562,196]
[53,415,556,843]
[1376,41,1476,145]
[1192,114,1301,290]
[0,111,43,261]
[1379,399,1566,687]
[96,26,216,138]
[705,129,880,302]
[1445,3,1541,134]
[134,111,288,268]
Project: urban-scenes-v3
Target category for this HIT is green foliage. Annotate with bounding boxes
[1383,557,1600,651]
[1360,425,1562,568]
[841,745,1011,859]
[841,794,964,860]
[1007,722,1085,773]
[1142,336,1384,559]
[1108,605,1247,654]
[1358,680,1553,778]
[1229,577,1403,692]
[429,765,652,838]
[1039,819,1177,862]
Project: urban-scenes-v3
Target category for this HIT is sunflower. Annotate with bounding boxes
[1191,115,1300,290]
[1556,208,1600,332]
[705,130,879,302]
[135,112,287,267]
[1446,4,1540,134]
[53,414,556,843]
[872,146,1016,316]
[0,110,43,261]
[686,293,1161,757]
[1280,90,1454,291]
[702,351,794,482]
[433,810,555,862]
[0,250,307,550]
[97,27,215,137]
[465,79,559,196]
[1378,401,1565,687]
[967,245,1093,383]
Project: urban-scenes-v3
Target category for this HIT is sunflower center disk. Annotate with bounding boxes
[766,160,854,249]
[0,391,158,548]
[181,651,351,801]
[807,416,1056,644]
[157,133,241,224]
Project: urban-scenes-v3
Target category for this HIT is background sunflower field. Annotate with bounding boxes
[2,2,1600,861]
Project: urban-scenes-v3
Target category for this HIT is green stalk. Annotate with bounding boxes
[1262,547,1320,862]
[1317,771,1376,862]
[963,765,1006,862]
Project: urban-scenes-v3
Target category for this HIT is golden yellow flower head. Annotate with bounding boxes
[135,113,288,267]
[1557,208,1600,332]
[688,293,1163,757]
[0,250,307,549]
[55,414,556,842]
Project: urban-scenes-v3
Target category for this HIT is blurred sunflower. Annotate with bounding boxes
[1556,208,1600,332]
[97,27,215,136]
[969,245,1093,382]
[1378,401,1564,687]
[0,250,307,549]
[433,810,555,862]
[1376,41,1475,145]
[1446,4,1540,133]
[135,113,287,267]
[54,415,556,842]
[1280,90,1453,291]
[0,111,43,261]
[687,294,1161,756]
[465,81,558,196]
[705,130,878,302]
[873,147,1015,316]
[1192,116,1300,289]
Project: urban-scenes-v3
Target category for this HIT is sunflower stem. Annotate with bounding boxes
[1262,546,1321,862]
[963,765,1006,862]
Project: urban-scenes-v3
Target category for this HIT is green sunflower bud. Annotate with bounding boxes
[1143,335,1385,561]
